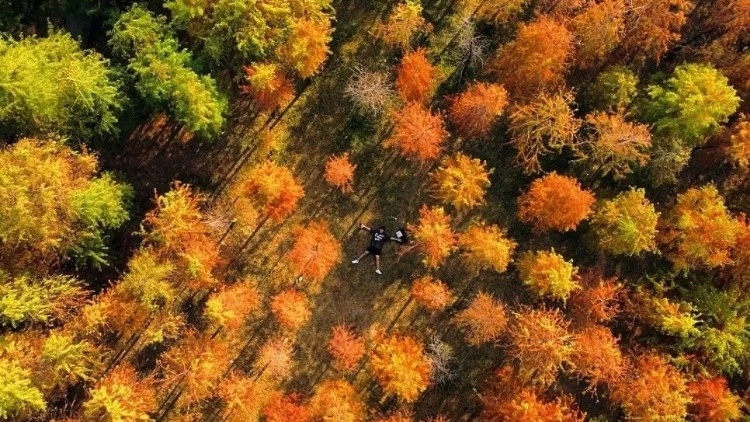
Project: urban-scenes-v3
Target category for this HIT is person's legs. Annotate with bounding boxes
[352,250,369,264]
[374,255,381,274]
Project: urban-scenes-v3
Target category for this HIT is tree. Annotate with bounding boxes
[621,0,692,63]
[579,112,652,179]
[324,153,356,194]
[489,16,573,99]
[699,0,750,46]
[612,353,690,421]
[517,249,581,302]
[377,0,430,49]
[517,172,595,232]
[160,334,231,404]
[508,307,573,386]
[569,273,623,325]
[310,380,365,422]
[660,185,742,270]
[279,17,333,78]
[0,274,86,328]
[410,276,454,312]
[687,377,743,422]
[642,63,740,146]
[38,332,99,393]
[586,65,639,112]
[386,103,449,161]
[0,31,121,140]
[237,161,305,222]
[482,388,585,422]
[287,220,341,283]
[430,153,491,211]
[412,205,457,268]
[508,92,581,173]
[0,358,46,419]
[218,375,268,422]
[82,364,156,422]
[253,337,294,381]
[327,325,366,372]
[569,0,625,69]
[591,188,660,256]
[568,325,625,391]
[271,289,312,331]
[395,49,437,103]
[344,67,396,117]
[370,333,432,403]
[473,0,531,24]
[109,5,227,137]
[457,223,516,274]
[448,82,508,139]
[724,115,750,167]
[205,281,262,333]
[242,63,294,113]
[263,392,312,422]
[453,292,507,346]
[646,136,694,186]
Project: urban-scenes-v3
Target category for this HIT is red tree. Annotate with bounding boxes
[395,48,437,103]
[517,172,595,232]
[448,82,508,139]
[324,153,356,194]
[287,220,341,284]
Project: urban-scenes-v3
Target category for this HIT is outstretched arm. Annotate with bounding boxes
[359,223,371,231]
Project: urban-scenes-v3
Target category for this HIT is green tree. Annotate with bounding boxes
[642,63,740,146]
[38,332,99,392]
[0,31,121,140]
[591,188,660,256]
[0,358,46,419]
[109,5,227,138]
[0,274,86,328]
[587,65,638,112]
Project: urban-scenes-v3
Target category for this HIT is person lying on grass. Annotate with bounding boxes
[351,223,402,274]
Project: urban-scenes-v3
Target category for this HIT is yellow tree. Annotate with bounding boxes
[279,17,333,78]
[324,153,356,194]
[412,205,457,268]
[287,220,341,284]
[410,276,454,312]
[430,153,491,211]
[580,112,652,179]
[377,0,430,49]
[160,333,231,405]
[370,333,431,403]
[453,292,508,345]
[82,364,156,421]
[395,48,437,103]
[242,63,294,113]
[386,102,449,161]
[448,82,508,139]
[508,307,573,386]
[517,249,581,302]
[310,379,365,422]
[568,0,625,69]
[457,223,517,274]
[517,172,595,232]
[591,188,660,256]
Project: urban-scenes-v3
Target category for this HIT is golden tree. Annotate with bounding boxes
[242,63,294,113]
[517,172,595,232]
[482,388,586,422]
[377,0,430,49]
[287,220,341,283]
[457,223,516,274]
[395,48,437,103]
[386,102,449,161]
[612,353,690,421]
[568,273,623,326]
[591,188,660,256]
[310,379,365,422]
[569,0,625,69]
[263,392,313,422]
[724,116,750,167]
[448,82,508,139]
[580,112,652,179]
[412,205,457,268]
[508,307,573,386]
[508,92,581,173]
[453,292,508,346]
[279,17,333,78]
[218,374,269,422]
[430,153,491,211]
[327,325,366,372]
[660,185,742,270]
[517,249,581,302]
[82,364,156,421]
[160,333,231,405]
[271,288,312,331]
[687,377,743,422]
[324,153,356,194]
[621,0,692,63]
[237,160,304,222]
[568,325,626,391]
[370,333,432,403]
[205,281,262,333]
[489,16,573,99]
[410,276,454,312]
[253,336,294,381]
[473,0,530,24]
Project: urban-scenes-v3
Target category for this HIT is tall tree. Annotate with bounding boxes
[236,161,305,222]
[278,17,333,78]
[310,380,365,422]
[591,188,660,256]
[508,307,573,386]
[287,220,341,283]
[327,325,366,372]
[517,249,581,302]
[448,82,508,139]
[386,103,449,161]
[324,153,356,194]
[410,276,454,312]
[82,364,156,421]
[517,172,595,232]
[458,223,516,274]
[395,49,437,103]
[568,0,625,69]
[0,358,46,419]
[370,333,431,403]
[430,153,491,211]
[579,112,652,179]
[586,65,639,112]
[242,63,295,113]
[687,377,743,422]
[567,325,625,391]
[621,0,693,63]
[453,292,508,346]
[271,289,312,331]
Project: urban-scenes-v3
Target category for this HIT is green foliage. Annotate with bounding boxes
[0,31,121,140]
[39,333,98,389]
[0,358,46,419]
[117,249,176,312]
[0,274,85,328]
[109,5,227,137]
[588,65,639,111]
[591,188,659,256]
[646,136,692,186]
[642,63,740,146]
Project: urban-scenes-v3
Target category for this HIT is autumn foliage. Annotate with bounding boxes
[430,153,491,210]
[280,18,333,78]
[412,205,457,268]
[386,102,449,161]
[242,63,294,112]
[687,377,743,422]
[377,0,430,49]
[725,116,750,167]
[508,307,573,386]
[517,172,595,232]
[82,364,156,421]
[238,161,304,222]
[621,0,692,62]
[205,281,261,333]
[395,48,437,103]
[370,333,432,403]
[453,292,507,346]
[324,153,356,194]
[271,288,312,331]
[517,249,581,302]
[310,379,365,422]
[581,112,652,179]
[482,388,585,422]
[457,223,516,274]
[569,273,623,325]
[410,276,454,312]
[568,325,626,390]
[591,188,660,256]
[287,220,341,282]
[448,82,508,139]
[263,392,313,422]
[327,325,366,372]
[253,336,294,381]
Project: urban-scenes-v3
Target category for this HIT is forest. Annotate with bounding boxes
[0,0,749,420]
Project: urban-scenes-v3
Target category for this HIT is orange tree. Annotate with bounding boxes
[568,0,625,69]
[369,333,431,403]
[395,48,437,103]
[621,0,692,63]
[411,205,457,268]
[287,220,341,284]
[279,17,333,78]
[377,0,430,49]
[430,153,491,211]
[659,185,742,270]
[324,153,356,194]
[482,388,585,422]
[724,116,750,167]
[591,188,660,256]
[448,82,508,139]
[205,281,261,334]
[235,160,304,223]
[517,249,581,302]
[579,112,652,179]
[508,307,573,386]
[568,273,623,326]
[567,325,626,391]
[457,223,516,274]
[453,292,508,346]
[271,288,312,331]
[241,63,294,113]
[263,392,312,422]
[327,325,366,372]
[410,276,454,312]
[517,172,595,232]
[310,379,365,422]
[218,374,269,422]
[386,102,449,161]
[687,377,743,422]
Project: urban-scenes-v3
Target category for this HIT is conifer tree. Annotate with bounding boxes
[591,188,660,256]
[517,173,595,232]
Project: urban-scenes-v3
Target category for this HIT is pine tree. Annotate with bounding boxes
[395,49,437,103]
[386,103,449,161]
[430,153,491,211]
[517,172,595,232]
[591,188,660,256]
[448,82,508,139]
[310,379,365,422]
[688,377,743,422]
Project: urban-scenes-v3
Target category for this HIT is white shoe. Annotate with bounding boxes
[375,269,382,275]
[352,259,359,264]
